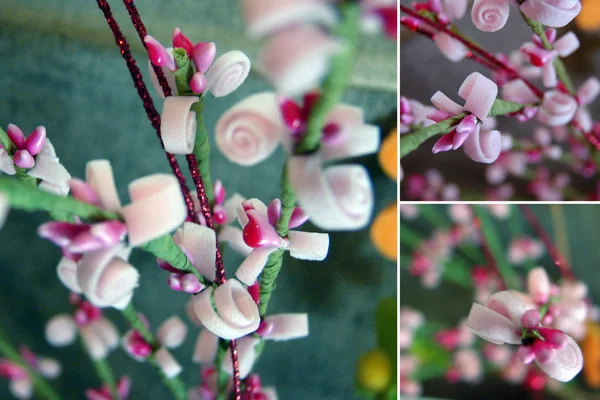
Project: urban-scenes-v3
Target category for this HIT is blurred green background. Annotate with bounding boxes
[400,204,600,400]
[0,1,397,398]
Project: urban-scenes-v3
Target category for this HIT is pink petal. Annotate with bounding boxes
[77,245,139,308]
[6,124,25,149]
[528,267,551,304]
[577,77,600,105]
[430,91,464,115]
[258,26,342,96]
[267,198,282,227]
[117,376,132,399]
[88,318,119,351]
[144,35,177,71]
[189,71,208,94]
[171,27,193,54]
[286,231,329,261]
[553,32,579,57]
[535,334,583,382]
[193,279,260,339]
[542,64,558,88]
[37,358,61,379]
[90,221,127,246]
[193,329,219,364]
[154,347,182,378]
[148,57,178,99]
[215,92,285,166]
[160,96,199,154]
[45,314,77,347]
[85,160,121,212]
[68,232,107,253]
[157,316,188,349]
[191,42,217,74]
[458,72,498,120]
[80,326,108,360]
[235,248,274,286]
[13,150,34,169]
[221,336,259,379]
[502,79,540,104]
[574,108,592,133]
[289,207,309,229]
[463,126,502,164]
[24,126,46,156]
[173,222,217,282]
[434,33,468,62]
[261,313,308,341]
[242,209,286,248]
[56,256,82,293]
[218,226,253,256]
[121,174,187,247]
[69,179,102,207]
[10,378,33,399]
[486,290,528,325]
[319,122,380,161]
[471,0,511,32]
[261,387,278,400]
[466,303,521,345]
[38,221,89,247]
[205,51,251,98]
[236,199,269,227]
[519,0,581,28]
[288,155,373,231]
[432,132,455,154]
[538,90,577,126]
[242,0,337,38]
[442,0,468,19]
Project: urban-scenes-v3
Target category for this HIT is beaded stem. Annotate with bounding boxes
[93,0,197,223]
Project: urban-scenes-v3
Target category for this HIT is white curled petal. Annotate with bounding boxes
[466,303,521,345]
[215,93,285,166]
[221,336,259,379]
[536,334,583,382]
[28,155,71,196]
[155,347,182,378]
[288,155,373,231]
[242,0,337,38]
[193,280,260,339]
[57,257,81,293]
[434,33,468,62]
[235,248,275,286]
[502,79,539,104]
[553,32,579,57]
[160,96,199,154]
[206,51,251,97]
[173,222,217,282]
[193,329,219,364]
[157,316,188,349]
[430,91,464,115]
[486,290,528,325]
[458,72,498,120]
[218,225,253,256]
[519,0,581,28]
[463,126,502,164]
[0,149,16,175]
[471,0,511,32]
[286,231,329,261]
[45,314,77,347]
[222,193,246,225]
[88,318,120,350]
[258,26,343,96]
[121,174,186,246]
[320,123,380,161]
[262,313,309,341]
[37,358,61,379]
[262,387,278,400]
[538,91,577,126]
[80,326,108,360]
[86,160,121,212]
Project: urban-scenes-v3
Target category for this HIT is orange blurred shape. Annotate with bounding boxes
[378,128,398,180]
[370,203,398,260]
[582,321,600,388]
[576,0,600,32]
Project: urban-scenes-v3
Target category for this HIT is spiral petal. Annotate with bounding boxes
[463,126,503,164]
[471,0,511,32]
[538,90,577,126]
[458,72,498,121]
[519,0,582,28]
[205,50,251,97]
[160,96,199,154]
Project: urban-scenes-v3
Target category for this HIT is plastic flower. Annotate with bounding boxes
[466,290,583,382]
[122,316,187,366]
[85,376,131,400]
[0,347,61,400]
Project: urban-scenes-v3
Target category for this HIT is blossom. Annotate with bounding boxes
[507,237,544,265]
[471,0,511,32]
[0,347,61,399]
[400,97,435,134]
[85,376,131,400]
[466,290,583,382]
[123,315,187,365]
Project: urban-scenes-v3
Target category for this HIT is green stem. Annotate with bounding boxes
[141,235,207,285]
[295,1,360,154]
[400,99,529,159]
[419,205,450,229]
[0,330,61,400]
[90,354,118,399]
[191,98,214,203]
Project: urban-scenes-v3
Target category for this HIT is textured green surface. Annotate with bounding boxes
[0,3,397,399]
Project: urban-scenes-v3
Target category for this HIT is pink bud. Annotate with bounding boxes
[289,206,309,229]
[0,360,27,379]
[171,27,194,54]
[90,221,127,245]
[522,46,554,67]
[6,124,25,149]
[533,339,556,364]
[521,309,540,329]
[24,126,46,156]
[68,232,106,253]
[191,42,216,74]
[117,376,132,399]
[400,96,412,114]
[248,281,260,305]
[267,199,282,227]
[213,180,226,205]
[168,273,183,291]
[426,109,454,123]
[128,338,152,359]
[212,205,227,225]
[255,320,274,337]
[400,16,422,31]
[156,258,180,273]
[181,273,203,293]
[190,71,207,94]
[13,149,35,168]
[242,209,285,249]
[432,131,455,154]
[144,35,177,71]
[400,113,415,126]
[278,97,305,134]
[322,122,343,145]
[538,328,568,349]
[38,221,90,247]
[517,345,536,364]
[69,179,102,207]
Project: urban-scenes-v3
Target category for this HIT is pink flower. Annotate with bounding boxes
[400,97,436,133]
[537,90,578,127]
[519,0,582,28]
[466,290,583,382]
[471,0,512,32]
[0,348,61,399]
[85,376,131,400]
[507,236,544,265]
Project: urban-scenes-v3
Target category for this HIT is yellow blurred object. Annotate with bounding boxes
[378,128,398,180]
[356,349,392,392]
[582,321,600,388]
[370,203,398,260]
[576,0,600,32]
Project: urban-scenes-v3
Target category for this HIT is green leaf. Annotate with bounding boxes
[141,235,207,285]
[0,127,16,154]
[375,297,397,371]
[172,48,194,95]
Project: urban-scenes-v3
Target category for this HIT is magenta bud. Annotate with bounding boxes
[400,96,411,114]
[191,42,216,73]
[212,206,227,225]
[455,115,477,135]
[400,16,421,31]
[38,221,90,247]
[181,273,203,293]
[144,35,177,71]
[128,338,152,359]
[69,179,102,207]
[255,320,274,337]
[521,309,541,329]
[171,27,194,54]
[168,273,183,291]
[289,207,309,229]
[213,180,226,205]
[437,12,450,25]
[248,281,260,304]
[24,126,46,156]
[517,345,536,364]
[6,124,25,149]
[242,209,285,249]
[522,47,554,67]
[267,198,282,227]
[68,232,107,253]
[432,131,455,154]
[400,113,415,125]
[90,221,127,245]
[156,258,180,273]
[533,340,556,364]
[426,110,454,123]
[278,97,305,134]
[190,71,208,94]
[13,150,35,168]
[322,122,344,145]
[539,328,568,349]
